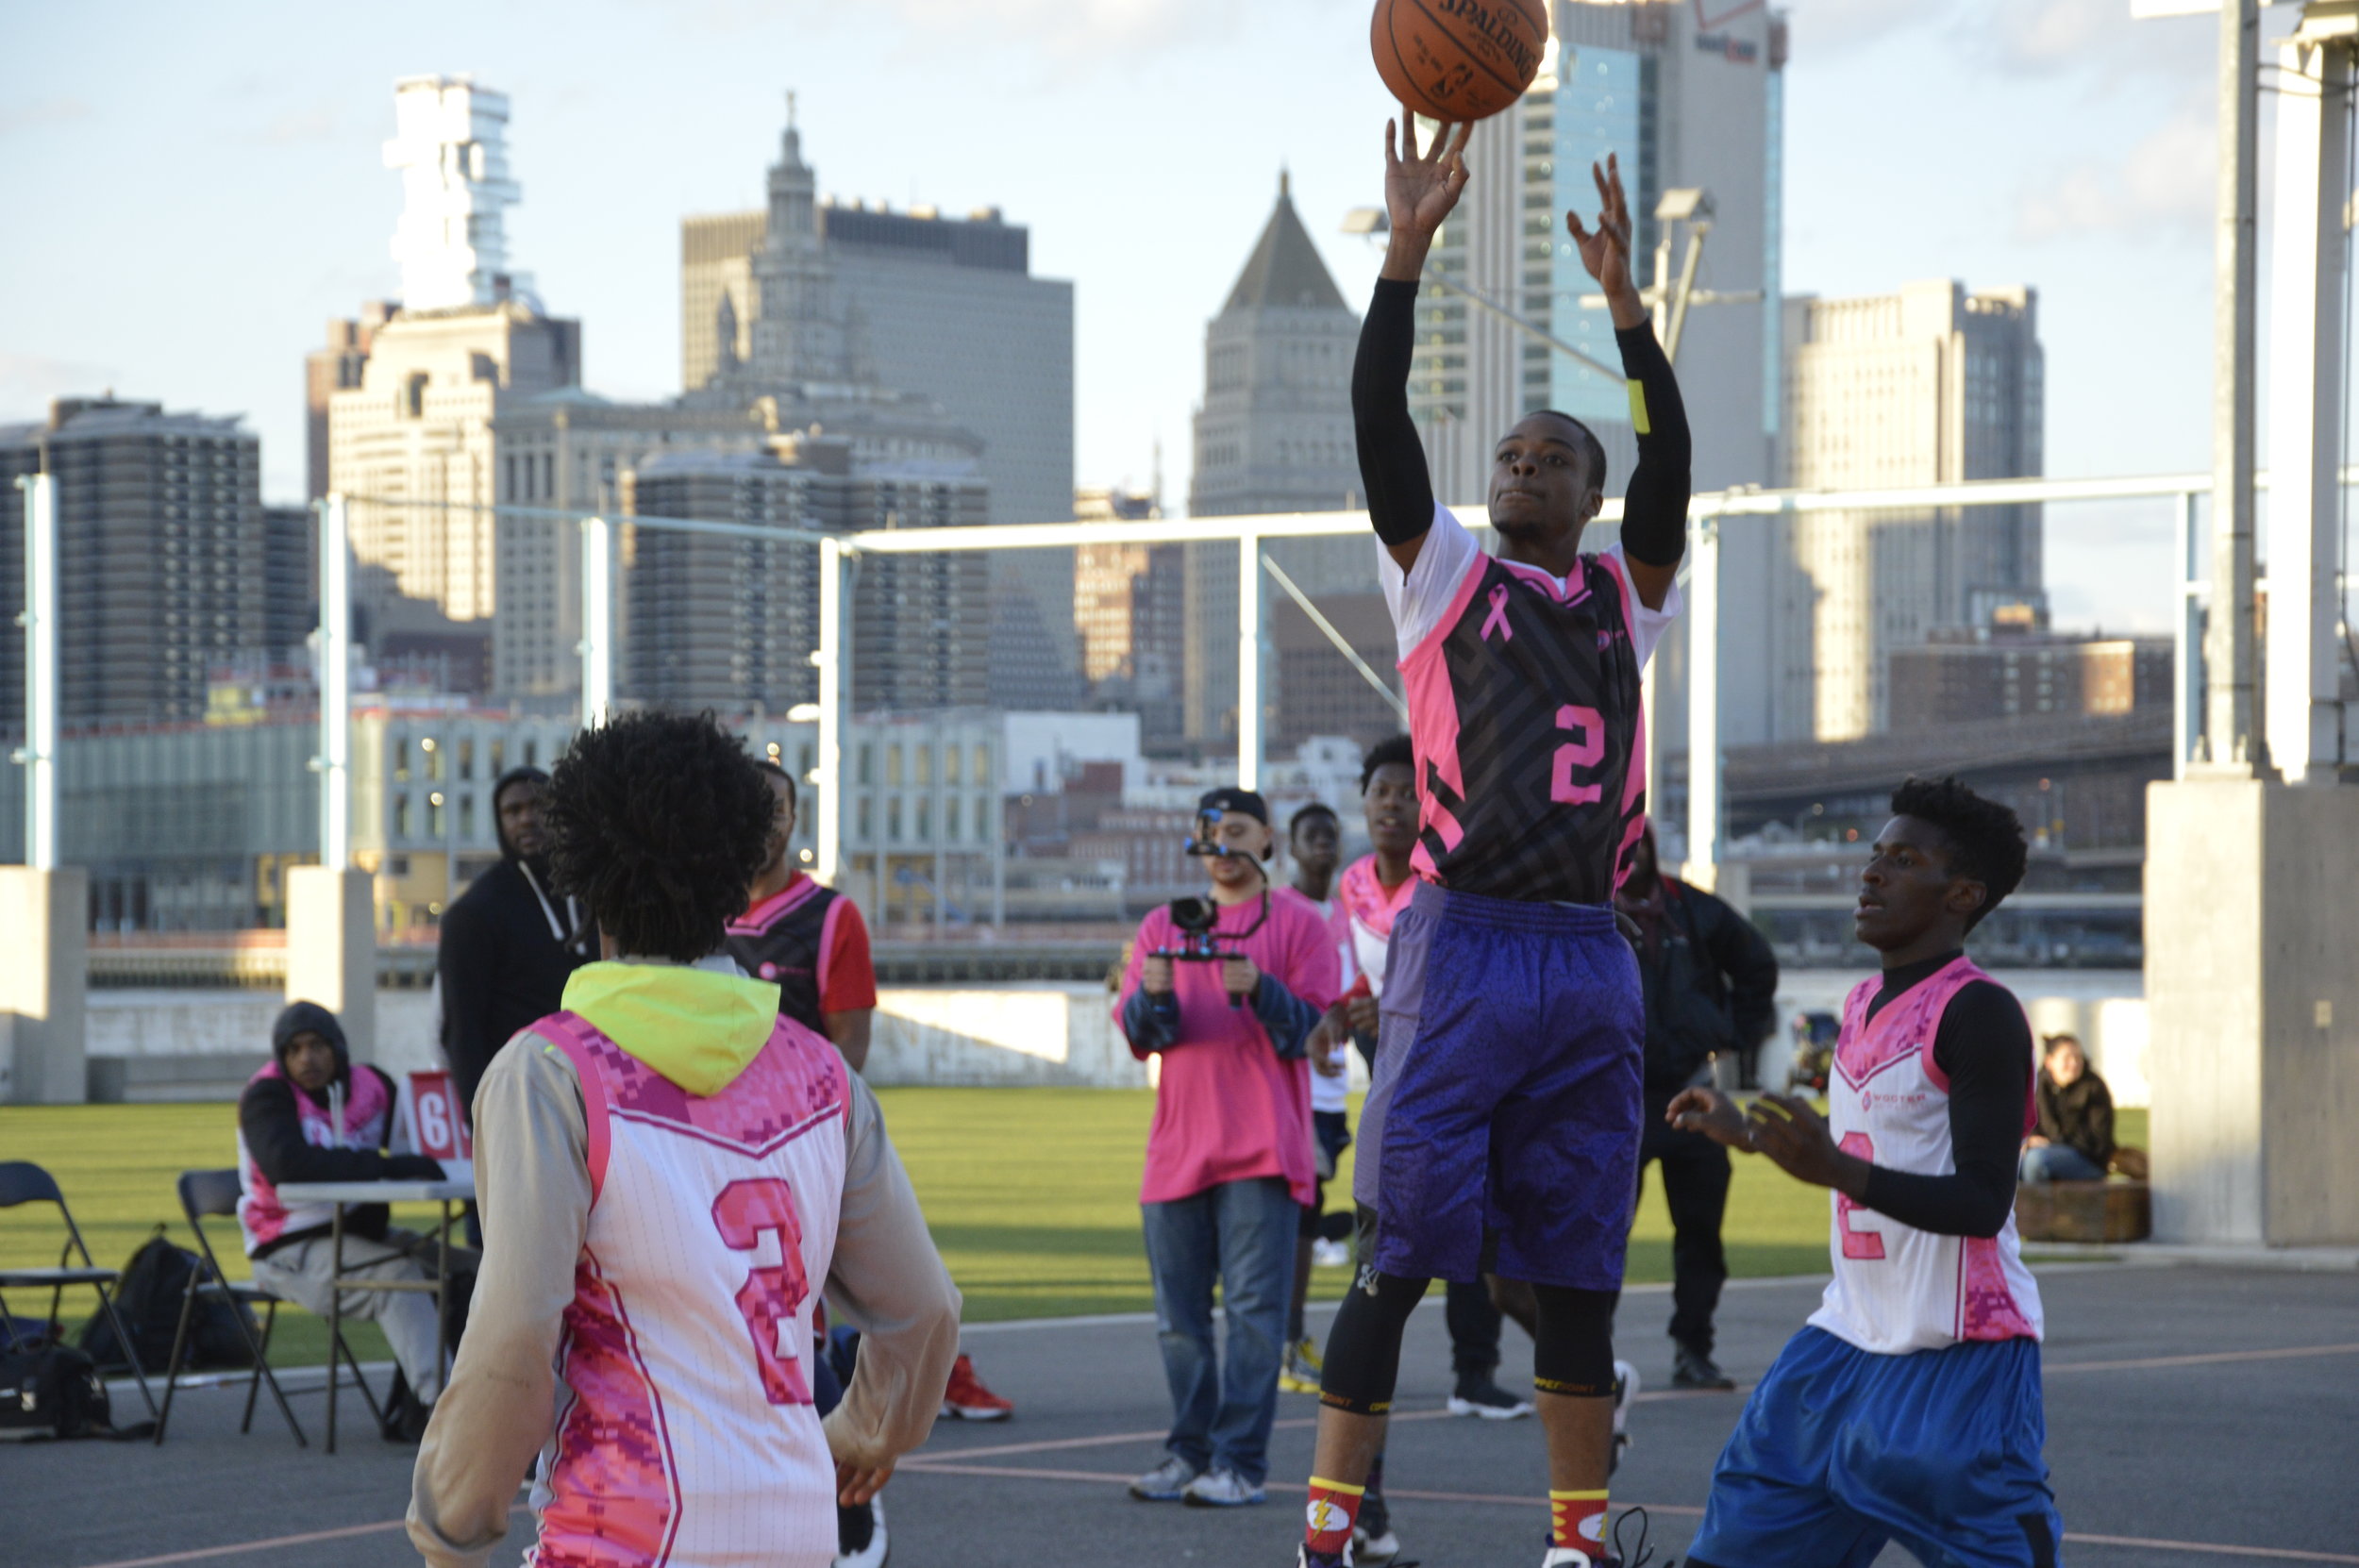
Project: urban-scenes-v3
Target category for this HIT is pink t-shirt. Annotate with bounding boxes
[1115,890,1342,1208]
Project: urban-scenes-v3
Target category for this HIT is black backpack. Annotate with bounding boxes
[76,1229,257,1375]
[0,1339,113,1441]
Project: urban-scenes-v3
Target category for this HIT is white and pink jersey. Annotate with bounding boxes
[1277,886,1354,1114]
[527,1009,851,1568]
[235,1061,400,1256]
[1807,957,2043,1356]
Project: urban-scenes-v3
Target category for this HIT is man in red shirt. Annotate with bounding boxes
[1116,787,1342,1510]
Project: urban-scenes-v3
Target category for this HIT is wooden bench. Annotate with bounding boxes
[2016,1179,2151,1244]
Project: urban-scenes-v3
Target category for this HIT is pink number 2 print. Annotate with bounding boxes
[711,1177,814,1405]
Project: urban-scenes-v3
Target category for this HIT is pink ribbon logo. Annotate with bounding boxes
[1480,584,1514,643]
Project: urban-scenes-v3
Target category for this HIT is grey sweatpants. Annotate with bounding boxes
[251,1229,446,1402]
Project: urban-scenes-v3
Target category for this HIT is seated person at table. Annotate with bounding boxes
[238,1000,457,1441]
[2018,1033,2116,1184]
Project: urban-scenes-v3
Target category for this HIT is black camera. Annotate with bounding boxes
[1153,895,1252,1007]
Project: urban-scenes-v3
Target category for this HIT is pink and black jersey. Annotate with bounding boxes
[724,875,876,1034]
[1810,957,2043,1356]
[1384,507,1679,907]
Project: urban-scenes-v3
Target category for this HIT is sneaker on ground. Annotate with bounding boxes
[1279,1336,1325,1393]
[1538,1550,1617,1568]
[832,1497,886,1568]
[1311,1238,1352,1269]
[1181,1468,1267,1507]
[1128,1454,1198,1502]
[1354,1523,1404,1564]
[1446,1376,1535,1420]
[940,1352,1013,1422]
[1671,1341,1735,1391]
[1609,1359,1639,1475]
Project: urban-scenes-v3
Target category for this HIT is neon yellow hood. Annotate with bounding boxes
[560,960,781,1096]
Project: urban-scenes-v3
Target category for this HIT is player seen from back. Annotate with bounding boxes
[1669,776,2065,1568]
[1302,114,1691,1568]
[408,710,961,1568]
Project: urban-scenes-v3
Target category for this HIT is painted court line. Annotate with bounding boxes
[899,1462,2359,1563]
[77,1519,410,1567]
[2045,1341,2359,1376]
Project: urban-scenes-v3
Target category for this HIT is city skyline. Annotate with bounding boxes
[0,0,2270,642]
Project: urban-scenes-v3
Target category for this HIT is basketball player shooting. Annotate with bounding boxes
[1300,115,1690,1568]
[1668,778,2065,1568]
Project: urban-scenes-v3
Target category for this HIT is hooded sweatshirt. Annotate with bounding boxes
[409,958,962,1568]
[437,766,593,1124]
[236,1000,444,1257]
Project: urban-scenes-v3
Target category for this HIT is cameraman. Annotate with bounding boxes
[1114,787,1341,1510]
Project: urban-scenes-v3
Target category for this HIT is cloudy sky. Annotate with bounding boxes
[0,0,2293,631]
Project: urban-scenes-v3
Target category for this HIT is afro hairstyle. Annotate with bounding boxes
[542,709,776,963]
[1360,733,1415,793]
[1888,775,2028,932]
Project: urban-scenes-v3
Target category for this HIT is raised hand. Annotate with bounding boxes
[1667,1087,1753,1151]
[1380,109,1471,280]
[1745,1093,1860,1193]
[1566,153,1645,328]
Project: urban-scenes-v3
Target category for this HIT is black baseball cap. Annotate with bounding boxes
[1196,786,1269,826]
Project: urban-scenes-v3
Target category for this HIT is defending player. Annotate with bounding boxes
[1668,777,2065,1568]
[1301,114,1689,1568]
[408,710,962,1568]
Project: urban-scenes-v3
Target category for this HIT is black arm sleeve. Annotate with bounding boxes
[237,1078,443,1186]
[437,896,502,1124]
[1614,322,1692,568]
[1857,982,2030,1238]
[1353,277,1436,549]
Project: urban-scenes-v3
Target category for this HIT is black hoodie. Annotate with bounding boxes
[437,767,594,1125]
[237,1001,443,1255]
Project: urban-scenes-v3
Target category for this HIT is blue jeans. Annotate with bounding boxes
[1141,1176,1297,1485]
[2018,1143,2106,1183]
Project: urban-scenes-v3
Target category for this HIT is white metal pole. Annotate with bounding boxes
[815,538,846,886]
[2264,35,2351,783]
[2204,0,2261,770]
[1236,529,1263,791]
[16,472,56,871]
[319,495,352,874]
[578,515,612,730]
[1683,517,1721,882]
[2174,491,2206,781]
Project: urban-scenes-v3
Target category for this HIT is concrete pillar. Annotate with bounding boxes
[0,867,86,1104]
[2144,778,2359,1246]
[286,866,376,1064]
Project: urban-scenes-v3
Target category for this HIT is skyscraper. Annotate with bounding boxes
[0,398,287,726]
[1073,487,1185,750]
[682,107,1077,708]
[1408,0,1789,747]
[1185,173,1364,748]
[1782,281,2046,738]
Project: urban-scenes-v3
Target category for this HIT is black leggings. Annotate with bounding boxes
[1320,1269,1617,1414]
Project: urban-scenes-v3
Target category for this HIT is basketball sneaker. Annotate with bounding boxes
[1671,1342,1734,1391]
[1129,1454,1198,1502]
[1280,1336,1325,1393]
[940,1353,1012,1421]
[1610,1359,1639,1474]
[832,1496,886,1568]
[1181,1467,1267,1507]
[1446,1374,1534,1419]
[1312,1237,1353,1269]
[1353,1521,1403,1565]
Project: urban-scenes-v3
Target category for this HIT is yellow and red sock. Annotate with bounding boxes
[1549,1489,1610,1558]
[1305,1476,1365,1560]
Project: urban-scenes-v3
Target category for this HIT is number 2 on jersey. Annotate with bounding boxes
[1550,705,1605,806]
[711,1177,813,1405]
[1834,1132,1885,1260]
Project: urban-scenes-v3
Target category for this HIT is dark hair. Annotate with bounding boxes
[543,710,776,962]
[755,757,798,809]
[1290,802,1338,837]
[1531,409,1610,495]
[1361,734,1414,793]
[1889,775,2028,932]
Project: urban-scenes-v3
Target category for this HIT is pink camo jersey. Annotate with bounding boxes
[1807,957,2044,1356]
[235,1061,397,1256]
[526,1010,850,1568]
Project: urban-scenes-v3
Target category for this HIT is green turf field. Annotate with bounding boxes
[0,1093,2148,1360]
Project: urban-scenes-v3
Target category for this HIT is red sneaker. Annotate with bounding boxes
[941,1353,1013,1422]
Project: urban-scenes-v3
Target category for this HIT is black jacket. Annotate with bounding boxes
[437,775,592,1125]
[1629,878,1779,1096]
[2034,1069,2116,1166]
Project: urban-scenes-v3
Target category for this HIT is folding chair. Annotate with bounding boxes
[0,1160,158,1418]
[154,1170,313,1446]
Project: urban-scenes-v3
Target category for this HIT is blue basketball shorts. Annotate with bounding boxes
[1688,1326,2064,1568]
[1352,881,1642,1291]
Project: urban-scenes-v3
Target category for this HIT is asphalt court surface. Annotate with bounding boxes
[14,1264,2354,1567]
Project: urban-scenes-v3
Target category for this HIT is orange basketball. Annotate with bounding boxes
[1371,0,1549,125]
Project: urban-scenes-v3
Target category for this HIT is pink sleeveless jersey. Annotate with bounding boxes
[235,1062,397,1256]
[526,1010,851,1568]
[1807,957,2043,1356]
